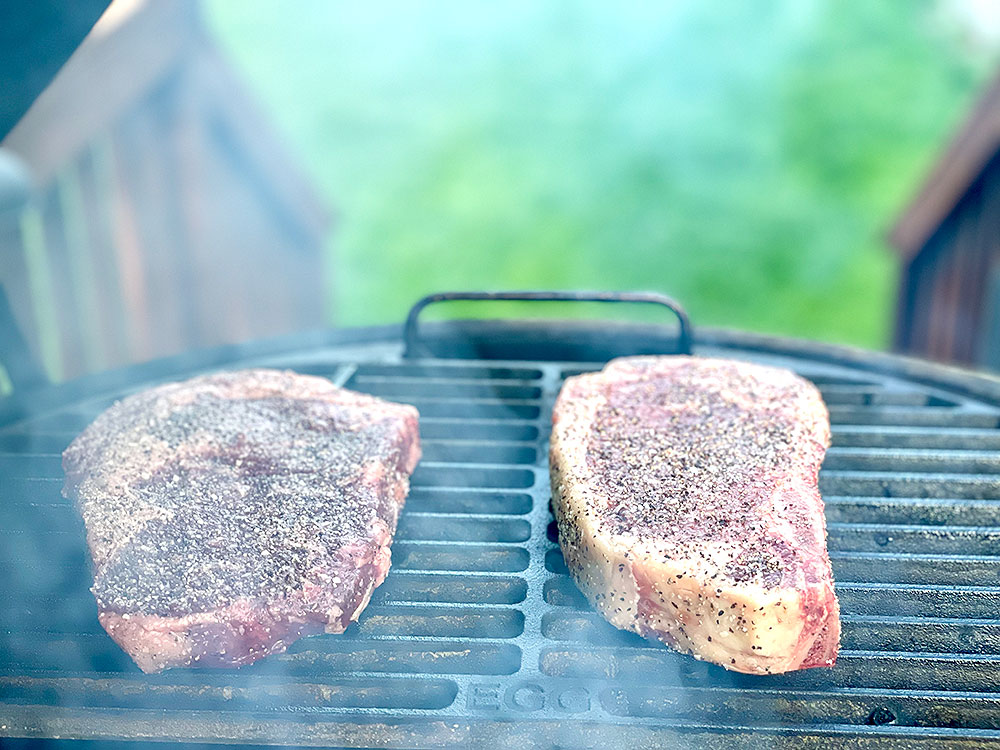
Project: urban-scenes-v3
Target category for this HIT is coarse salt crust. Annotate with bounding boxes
[550,356,839,674]
[63,369,420,672]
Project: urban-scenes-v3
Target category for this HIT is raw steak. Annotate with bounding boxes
[63,369,420,673]
[550,356,839,674]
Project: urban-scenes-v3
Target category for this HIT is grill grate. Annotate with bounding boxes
[3,334,1000,748]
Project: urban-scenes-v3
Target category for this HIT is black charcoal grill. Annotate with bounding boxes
[4,290,1000,749]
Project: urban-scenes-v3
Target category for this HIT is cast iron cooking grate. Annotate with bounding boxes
[3,317,1000,747]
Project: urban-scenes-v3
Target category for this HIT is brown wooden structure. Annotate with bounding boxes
[890,72,1000,369]
[0,0,330,384]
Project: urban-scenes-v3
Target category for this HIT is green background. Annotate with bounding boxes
[206,0,998,348]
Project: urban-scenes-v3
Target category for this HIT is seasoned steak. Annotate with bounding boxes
[550,356,839,674]
[62,369,420,673]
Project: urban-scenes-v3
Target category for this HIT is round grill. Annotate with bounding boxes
[2,294,1000,748]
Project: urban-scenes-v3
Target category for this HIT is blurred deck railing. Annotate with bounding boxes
[0,0,330,389]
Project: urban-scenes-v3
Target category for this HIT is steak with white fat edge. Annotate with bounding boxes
[550,356,839,674]
[63,369,420,673]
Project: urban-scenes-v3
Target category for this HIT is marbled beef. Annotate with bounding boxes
[550,356,839,674]
[63,369,420,673]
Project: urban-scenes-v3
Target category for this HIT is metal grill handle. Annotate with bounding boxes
[403,290,693,357]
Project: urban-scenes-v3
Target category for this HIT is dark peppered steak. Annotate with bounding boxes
[550,356,839,675]
[62,369,420,673]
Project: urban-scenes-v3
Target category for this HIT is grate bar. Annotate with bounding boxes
[827,407,999,428]
[832,426,1000,450]
[820,471,1000,499]
[824,496,1000,527]
[825,448,1000,474]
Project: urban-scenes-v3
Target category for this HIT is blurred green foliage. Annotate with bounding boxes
[206,0,996,347]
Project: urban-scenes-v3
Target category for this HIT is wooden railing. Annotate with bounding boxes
[0,0,329,388]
